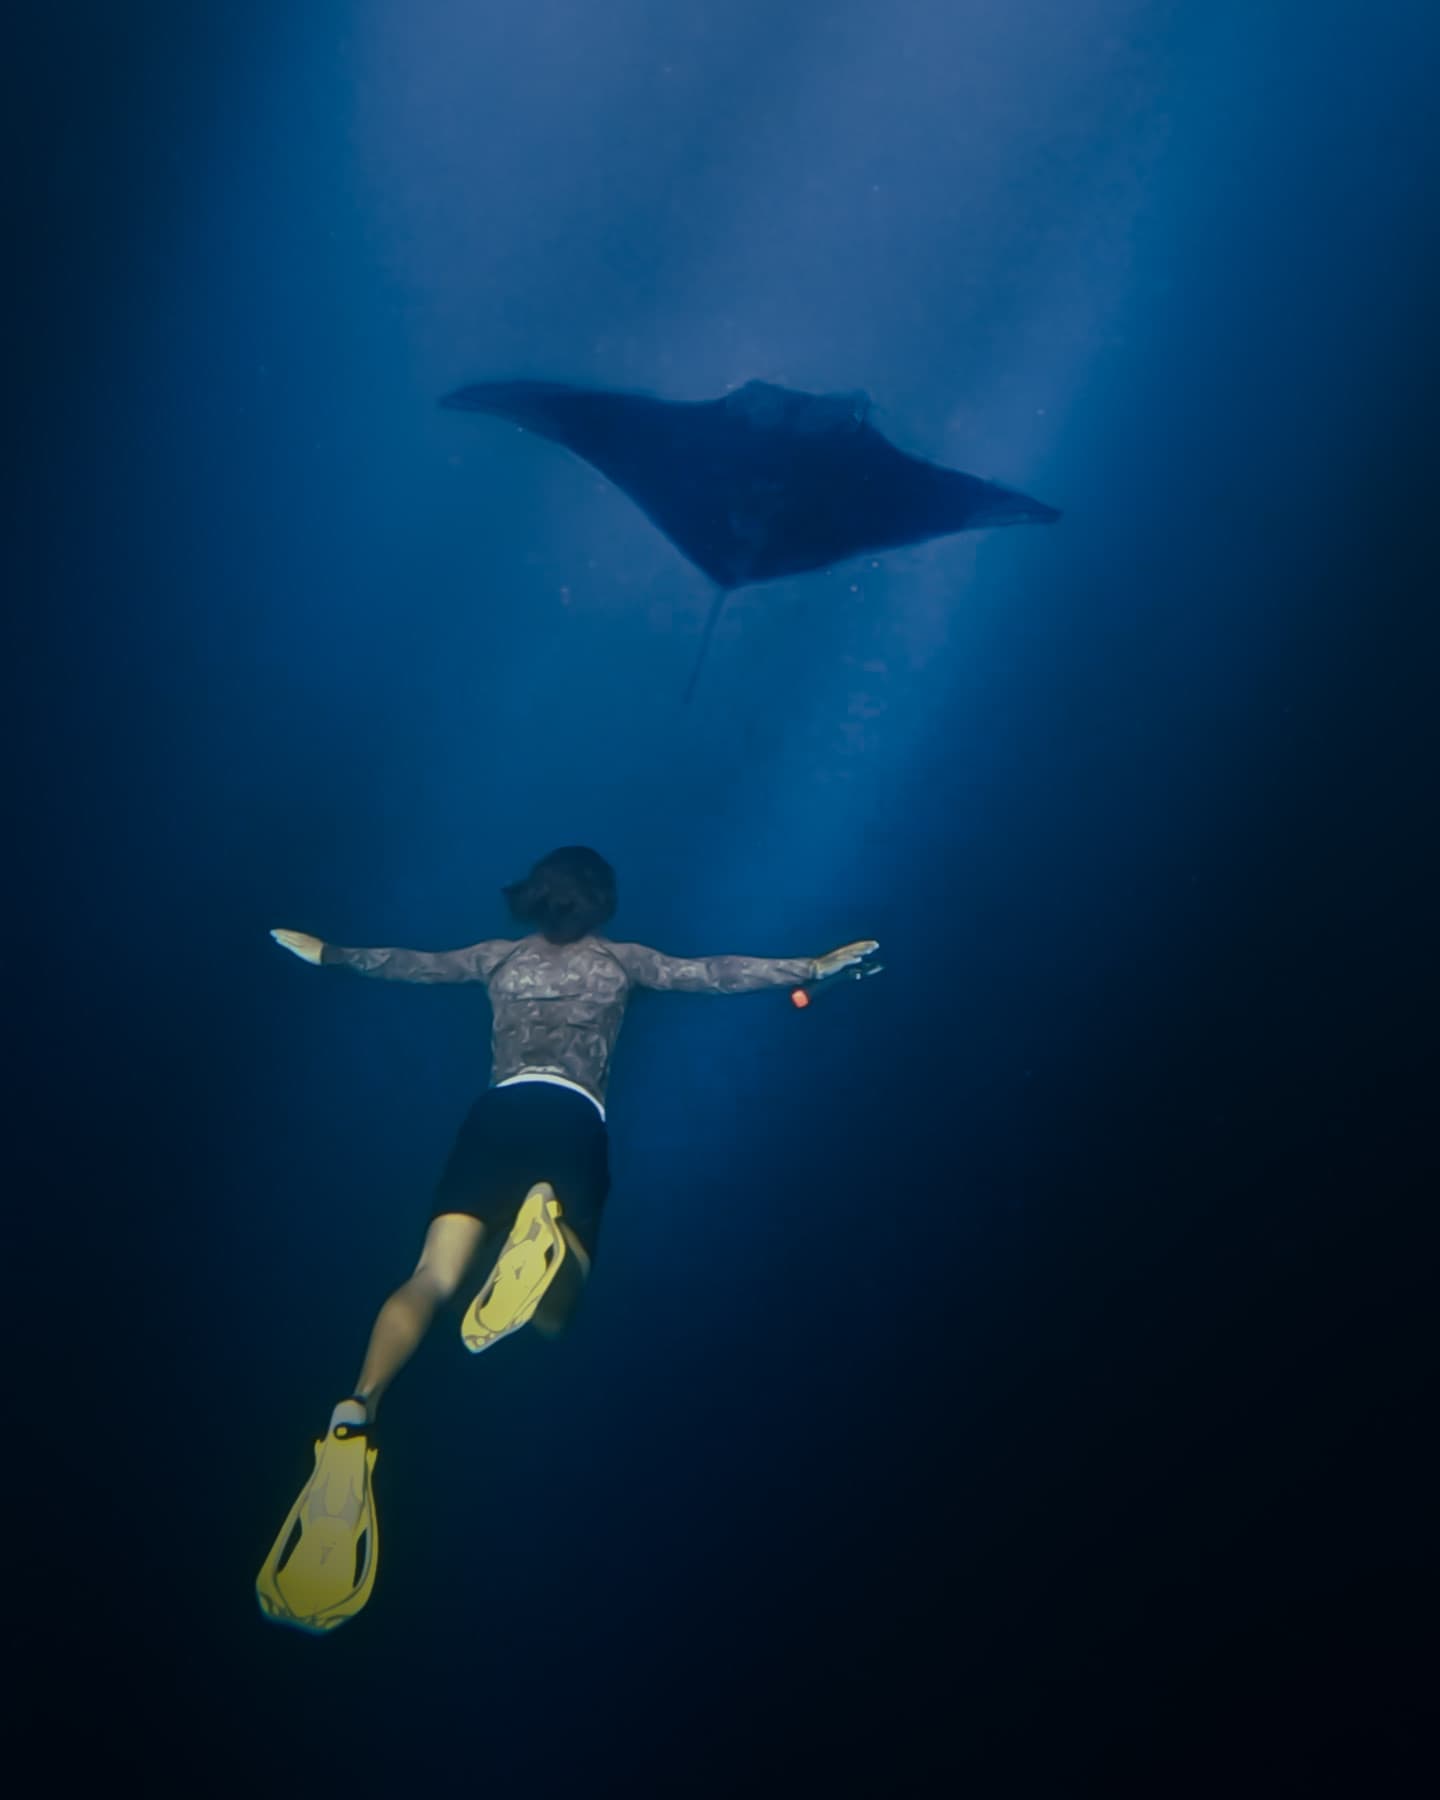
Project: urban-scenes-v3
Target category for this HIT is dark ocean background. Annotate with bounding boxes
[12,2,1434,1792]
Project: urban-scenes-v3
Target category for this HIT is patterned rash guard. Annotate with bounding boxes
[320,933,817,1107]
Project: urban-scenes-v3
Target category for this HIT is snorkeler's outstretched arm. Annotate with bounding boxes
[608,939,879,993]
[269,929,512,982]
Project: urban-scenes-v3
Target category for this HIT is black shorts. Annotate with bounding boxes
[432,1080,610,1263]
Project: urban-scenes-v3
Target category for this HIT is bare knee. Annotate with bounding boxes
[404,1264,459,1306]
[411,1213,487,1299]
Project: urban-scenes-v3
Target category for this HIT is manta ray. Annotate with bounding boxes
[442,378,1059,698]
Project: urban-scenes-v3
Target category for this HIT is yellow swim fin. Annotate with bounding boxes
[460,1182,575,1353]
[256,1415,378,1634]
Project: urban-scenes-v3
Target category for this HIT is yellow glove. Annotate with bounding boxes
[813,939,879,981]
[271,929,324,966]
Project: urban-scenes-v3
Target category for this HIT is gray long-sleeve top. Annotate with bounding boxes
[321,933,817,1106]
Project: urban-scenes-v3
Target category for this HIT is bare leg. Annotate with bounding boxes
[531,1221,592,1338]
[352,1213,486,1417]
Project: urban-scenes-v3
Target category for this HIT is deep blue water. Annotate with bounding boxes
[14,1,1434,1791]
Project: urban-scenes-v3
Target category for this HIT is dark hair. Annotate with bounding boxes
[502,846,616,945]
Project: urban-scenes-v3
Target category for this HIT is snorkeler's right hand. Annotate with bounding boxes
[271,929,324,965]
[813,940,880,980]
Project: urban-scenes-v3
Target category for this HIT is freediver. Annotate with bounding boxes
[257,845,878,1631]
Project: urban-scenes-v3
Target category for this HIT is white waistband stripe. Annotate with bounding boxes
[494,1069,606,1121]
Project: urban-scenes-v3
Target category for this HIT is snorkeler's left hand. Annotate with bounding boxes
[813,940,880,980]
[271,928,324,965]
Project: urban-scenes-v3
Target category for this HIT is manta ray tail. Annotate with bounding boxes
[682,588,732,704]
